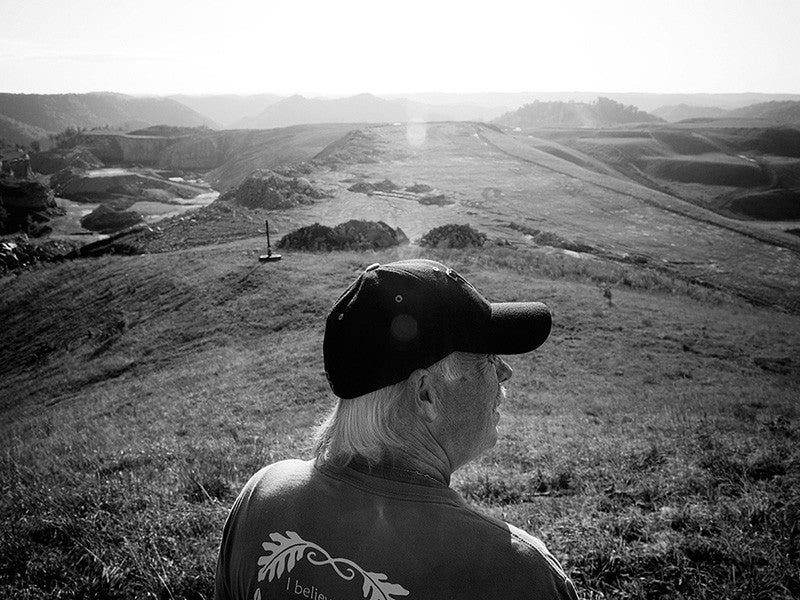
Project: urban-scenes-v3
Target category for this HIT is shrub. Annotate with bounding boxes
[419,224,487,248]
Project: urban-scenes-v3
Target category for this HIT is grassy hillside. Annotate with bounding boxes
[3,117,800,598]
[1,242,799,598]
[728,101,800,125]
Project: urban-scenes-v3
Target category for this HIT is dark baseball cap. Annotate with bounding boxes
[323,259,552,399]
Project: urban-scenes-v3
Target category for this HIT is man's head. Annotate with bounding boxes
[323,259,551,399]
[316,259,551,472]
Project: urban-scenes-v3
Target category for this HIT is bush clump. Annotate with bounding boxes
[277,220,408,252]
[419,224,487,248]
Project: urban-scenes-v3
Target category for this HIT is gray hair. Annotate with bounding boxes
[313,352,472,468]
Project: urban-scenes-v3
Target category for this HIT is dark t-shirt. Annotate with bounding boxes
[215,459,578,600]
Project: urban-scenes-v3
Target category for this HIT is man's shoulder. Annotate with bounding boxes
[459,506,577,596]
[243,459,314,493]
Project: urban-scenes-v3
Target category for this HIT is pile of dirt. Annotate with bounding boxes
[419,224,487,248]
[221,171,327,209]
[277,220,408,252]
[80,204,143,233]
[314,130,381,166]
[0,235,79,275]
[417,193,451,206]
[405,183,434,193]
[347,179,400,194]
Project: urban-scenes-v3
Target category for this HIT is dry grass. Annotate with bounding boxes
[2,244,799,599]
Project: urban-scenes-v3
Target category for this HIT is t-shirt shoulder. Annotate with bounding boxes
[461,504,577,598]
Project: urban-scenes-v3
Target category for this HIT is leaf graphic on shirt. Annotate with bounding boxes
[361,570,410,600]
[254,531,409,599]
[257,531,308,582]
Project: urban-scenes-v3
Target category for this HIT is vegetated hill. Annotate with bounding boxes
[0,114,51,146]
[728,101,800,125]
[493,97,663,128]
[652,104,728,122]
[0,92,218,137]
[169,93,285,128]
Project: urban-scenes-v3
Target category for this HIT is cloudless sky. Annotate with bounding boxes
[1,0,799,95]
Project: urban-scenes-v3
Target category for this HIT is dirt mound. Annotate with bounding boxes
[222,171,327,209]
[80,204,143,233]
[314,129,380,166]
[420,224,487,248]
[277,220,408,251]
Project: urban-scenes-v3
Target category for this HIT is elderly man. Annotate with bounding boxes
[215,259,578,600]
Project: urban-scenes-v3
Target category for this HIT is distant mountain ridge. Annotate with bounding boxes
[168,93,284,128]
[0,92,217,145]
[231,93,507,129]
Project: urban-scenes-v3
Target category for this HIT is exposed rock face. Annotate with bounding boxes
[30,148,103,174]
[0,153,33,179]
[0,177,58,235]
[221,171,327,209]
[420,224,487,248]
[51,167,206,202]
[158,134,228,171]
[80,204,143,233]
[277,220,408,251]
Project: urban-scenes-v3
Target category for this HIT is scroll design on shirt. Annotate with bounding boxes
[256,531,410,600]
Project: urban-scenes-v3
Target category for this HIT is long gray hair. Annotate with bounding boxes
[313,352,470,468]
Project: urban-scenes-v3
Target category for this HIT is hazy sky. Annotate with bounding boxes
[2,0,799,95]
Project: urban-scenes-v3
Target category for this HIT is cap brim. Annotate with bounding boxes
[484,302,552,354]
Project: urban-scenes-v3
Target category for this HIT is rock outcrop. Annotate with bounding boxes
[51,167,206,202]
[0,235,79,275]
[30,148,104,175]
[0,177,58,235]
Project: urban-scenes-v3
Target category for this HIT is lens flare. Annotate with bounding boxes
[406,120,427,147]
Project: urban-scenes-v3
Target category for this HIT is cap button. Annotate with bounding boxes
[365,263,380,272]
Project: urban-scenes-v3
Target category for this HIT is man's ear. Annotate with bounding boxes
[407,368,439,423]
